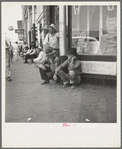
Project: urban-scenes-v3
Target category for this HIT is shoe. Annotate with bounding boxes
[62,84,68,88]
[41,80,50,85]
[7,77,12,81]
[24,62,28,64]
[71,84,77,89]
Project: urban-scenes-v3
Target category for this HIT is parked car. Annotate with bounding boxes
[72,36,100,55]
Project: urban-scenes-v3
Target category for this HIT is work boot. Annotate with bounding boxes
[24,61,28,64]
[41,80,50,85]
[71,82,77,89]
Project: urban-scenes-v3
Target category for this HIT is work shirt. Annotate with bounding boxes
[57,56,82,75]
[13,44,19,51]
[42,33,50,46]
[34,51,46,62]
[49,32,59,49]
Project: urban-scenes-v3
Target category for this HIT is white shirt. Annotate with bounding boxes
[49,32,59,49]
[42,33,50,46]
[14,44,19,51]
[34,51,46,62]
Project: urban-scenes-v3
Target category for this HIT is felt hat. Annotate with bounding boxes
[41,25,49,30]
[67,48,77,55]
[25,45,29,48]
[49,24,57,31]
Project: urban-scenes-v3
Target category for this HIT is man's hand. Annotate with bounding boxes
[72,56,77,62]
[39,64,46,71]
[55,67,60,75]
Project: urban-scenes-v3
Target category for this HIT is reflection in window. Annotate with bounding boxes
[72,5,117,56]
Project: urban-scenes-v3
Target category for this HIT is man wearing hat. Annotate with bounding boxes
[38,47,59,85]
[23,44,37,63]
[48,24,59,54]
[54,48,82,89]
[41,25,50,48]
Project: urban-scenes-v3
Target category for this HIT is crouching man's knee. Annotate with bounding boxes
[69,70,76,76]
[57,70,63,76]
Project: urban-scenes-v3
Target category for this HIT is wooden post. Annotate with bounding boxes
[68,6,72,50]
[87,6,89,48]
[87,6,89,38]
[59,5,66,56]
[29,31,31,49]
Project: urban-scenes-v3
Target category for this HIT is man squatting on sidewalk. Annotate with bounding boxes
[53,48,82,89]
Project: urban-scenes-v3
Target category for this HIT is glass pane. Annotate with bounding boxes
[72,5,117,56]
[100,5,117,55]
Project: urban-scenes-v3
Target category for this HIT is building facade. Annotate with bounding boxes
[21,5,118,80]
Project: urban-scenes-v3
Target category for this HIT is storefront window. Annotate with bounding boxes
[72,5,117,56]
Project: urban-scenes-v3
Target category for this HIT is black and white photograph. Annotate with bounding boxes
[2,1,121,148]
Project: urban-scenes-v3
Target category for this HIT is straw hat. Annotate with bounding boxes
[49,24,57,31]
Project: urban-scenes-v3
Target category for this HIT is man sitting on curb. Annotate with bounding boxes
[38,47,59,85]
[53,48,82,89]
[24,44,37,63]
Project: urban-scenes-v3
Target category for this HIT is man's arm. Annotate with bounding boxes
[30,49,36,55]
[54,59,68,75]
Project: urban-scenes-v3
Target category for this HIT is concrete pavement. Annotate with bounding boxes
[5,56,117,123]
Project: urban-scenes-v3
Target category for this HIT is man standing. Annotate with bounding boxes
[13,41,19,61]
[48,24,59,55]
[5,40,12,81]
[9,41,13,62]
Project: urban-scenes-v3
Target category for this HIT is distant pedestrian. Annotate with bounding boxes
[48,24,59,55]
[5,40,12,81]
[13,41,19,61]
[9,41,13,62]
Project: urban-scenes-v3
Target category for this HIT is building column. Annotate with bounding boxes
[37,22,40,46]
[68,6,72,49]
[27,8,30,46]
[99,6,103,43]
[32,5,35,47]
[29,31,31,49]
[59,6,66,56]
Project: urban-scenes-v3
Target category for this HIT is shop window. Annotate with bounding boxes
[72,5,117,56]
[100,6,117,55]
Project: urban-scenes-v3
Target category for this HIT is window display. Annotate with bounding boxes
[72,5,117,56]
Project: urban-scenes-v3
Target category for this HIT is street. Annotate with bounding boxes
[5,56,117,123]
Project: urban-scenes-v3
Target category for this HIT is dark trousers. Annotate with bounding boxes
[25,54,37,62]
[10,53,13,62]
[39,67,52,81]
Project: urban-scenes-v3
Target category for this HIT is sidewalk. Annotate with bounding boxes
[5,56,117,123]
